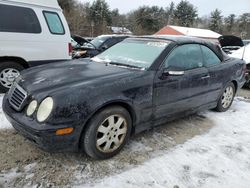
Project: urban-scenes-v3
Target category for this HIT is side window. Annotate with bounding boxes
[0,4,41,33]
[43,11,65,35]
[201,45,221,67]
[164,44,203,71]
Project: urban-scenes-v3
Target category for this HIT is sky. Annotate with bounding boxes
[80,0,250,17]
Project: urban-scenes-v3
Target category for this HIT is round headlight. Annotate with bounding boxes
[26,100,38,116]
[37,97,54,122]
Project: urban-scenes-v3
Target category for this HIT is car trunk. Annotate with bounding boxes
[218,35,244,54]
[218,35,244,48]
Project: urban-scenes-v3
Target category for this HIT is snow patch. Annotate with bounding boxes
[0,163,37,187]
[0,94,12,129]
[0,168,22,186]
[128,141,153,152]
[78,100,250,188]
[24,163,37,173]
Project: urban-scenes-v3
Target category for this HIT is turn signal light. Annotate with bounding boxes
[56,128,74,135]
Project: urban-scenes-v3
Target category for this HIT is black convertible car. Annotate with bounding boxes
[3,36,246,159]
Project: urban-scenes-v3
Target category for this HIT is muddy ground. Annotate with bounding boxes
[0,88,249,188]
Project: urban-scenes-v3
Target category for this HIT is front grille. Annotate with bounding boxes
[8,83,28,111]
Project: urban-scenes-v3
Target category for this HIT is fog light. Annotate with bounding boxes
[26,100,38,116]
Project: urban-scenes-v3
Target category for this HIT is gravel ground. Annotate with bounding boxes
[0,88,249,187]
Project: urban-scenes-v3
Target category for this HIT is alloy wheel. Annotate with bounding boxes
[0,68,20,88]
[221,86,234,109]
[96,114,128,153]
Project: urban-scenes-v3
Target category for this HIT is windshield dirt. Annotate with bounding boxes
[93,39,170,69]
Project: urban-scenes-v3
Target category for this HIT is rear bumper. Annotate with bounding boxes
[2,95,81,152]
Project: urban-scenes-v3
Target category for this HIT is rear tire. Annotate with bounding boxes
[0,62,24,93]
[81,106,132,159]
[215,82,235,112]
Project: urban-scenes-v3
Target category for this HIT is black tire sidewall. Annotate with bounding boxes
[216,82,235,112]
[82,106,132,159]
[0,62,24,93]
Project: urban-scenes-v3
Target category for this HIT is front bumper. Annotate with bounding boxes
[2,95,81,152]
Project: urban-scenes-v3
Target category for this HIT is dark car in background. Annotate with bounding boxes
[219,35,244,54]
[71,35,90,48]
[3,36,246,159]
[72,35,130,58]
[71,35,90,59]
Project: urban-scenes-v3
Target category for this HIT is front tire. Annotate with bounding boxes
[0,62,24,93]
[81,106,132,159]
[215,82,235,112]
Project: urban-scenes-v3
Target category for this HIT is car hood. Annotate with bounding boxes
[218,35,244,47]
[72,35,89,46]
[18,59,137,93]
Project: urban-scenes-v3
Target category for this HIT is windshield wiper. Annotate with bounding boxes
[109,62,144,70]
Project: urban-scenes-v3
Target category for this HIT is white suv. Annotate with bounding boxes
[0,0,72,92]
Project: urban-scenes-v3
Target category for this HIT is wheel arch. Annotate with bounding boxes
[78,100,137,149]
[94,100,136,123]
[231,80,238,93]
[0,56,29,69]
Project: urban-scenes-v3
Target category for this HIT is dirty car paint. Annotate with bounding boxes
[2,36,246,152]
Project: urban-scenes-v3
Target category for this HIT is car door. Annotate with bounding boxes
[153,44,210,123]
[200,45,225,103]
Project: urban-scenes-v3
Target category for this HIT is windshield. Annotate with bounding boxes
[88,36,109,49]
[93,39,170,69]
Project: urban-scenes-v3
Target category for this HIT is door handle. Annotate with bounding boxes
[201,75,210,79]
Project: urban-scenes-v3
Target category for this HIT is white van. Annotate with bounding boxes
[0,0,72,92]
